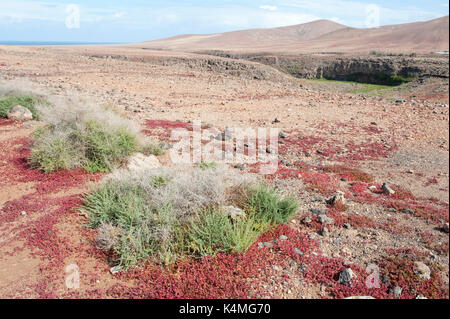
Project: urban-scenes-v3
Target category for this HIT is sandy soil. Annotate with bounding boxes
[0,44,448,299]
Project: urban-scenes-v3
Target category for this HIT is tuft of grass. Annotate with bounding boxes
[30,131,82,173]
[187,207,267,257]
[79,120,138,173]
[244,184,298,225]
[30,98,143,173]
[0,94,45,119]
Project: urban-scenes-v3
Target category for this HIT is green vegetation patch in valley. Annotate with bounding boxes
[305,77,405,96]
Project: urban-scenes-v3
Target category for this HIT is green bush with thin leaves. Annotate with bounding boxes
[29,97,158,173]
[244,184,299,225]
[80,166,298,269]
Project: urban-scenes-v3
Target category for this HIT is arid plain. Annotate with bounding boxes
[0,17,449,299]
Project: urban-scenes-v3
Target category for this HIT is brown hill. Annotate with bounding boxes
[135,16,449,54]
[135,19,347,51]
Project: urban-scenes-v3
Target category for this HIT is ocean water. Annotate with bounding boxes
[0,41,125,46]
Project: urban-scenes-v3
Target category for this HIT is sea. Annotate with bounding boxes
[0,41,125,46]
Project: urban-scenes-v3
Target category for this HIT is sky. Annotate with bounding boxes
[0,0,448,43]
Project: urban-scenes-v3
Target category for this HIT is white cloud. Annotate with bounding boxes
[114,12,127,18]
[282,0,446,27]
[259,5,278,11]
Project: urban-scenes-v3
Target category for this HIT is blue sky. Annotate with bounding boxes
[0,0,448,42]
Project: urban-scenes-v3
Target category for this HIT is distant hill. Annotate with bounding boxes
[135,16,449,54]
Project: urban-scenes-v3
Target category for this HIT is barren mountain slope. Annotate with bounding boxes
[135,20,347,51]
[136,16,449,54]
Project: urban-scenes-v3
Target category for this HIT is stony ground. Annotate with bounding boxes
[0,45,448,299]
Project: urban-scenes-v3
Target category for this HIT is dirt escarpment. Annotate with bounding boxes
[198,51,449,83]
[84,52,293,82]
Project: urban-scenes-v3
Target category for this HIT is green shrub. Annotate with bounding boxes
[80,167,297,269]
[79,121,138,172]
[30,132,81,173]
[30,99,143,173]
[187,207,265,257]
[0,94,43,119]
[187,207,234,256]
[30,121,139,173]
[244,184,298,225]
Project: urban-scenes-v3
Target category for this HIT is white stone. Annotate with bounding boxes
[126,153,161,171]
[6,105,33,121]
[223,205,246,219]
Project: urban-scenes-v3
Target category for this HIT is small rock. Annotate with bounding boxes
[20,211,27,216]
[159,141,172,150]
[402,208,415,215]
[223,206,246,219]
[272,265,281,271]
[310,208,326,215]
[381,275,391,286]
[110,265,122,275]
[416,294,428,299]
[273,117,281,123]
[391,286,403,298]
[298,264,307,272]
[264,242,273,248]
[6,105,33,121]
[318,214,334,225]
[338,268,355,286]
[279,235,289,241]
[279,131,288,139]
[327,191,346,206]
[442,223,449,233]
[302,217,312,224]
[294,248,303,256]
[382,183,395,195]
[414,261,431,281]
[343,223,351,229]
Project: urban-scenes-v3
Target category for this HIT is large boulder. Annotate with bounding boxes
[6,105,33,121]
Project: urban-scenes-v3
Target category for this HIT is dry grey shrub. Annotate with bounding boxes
[37,94,141,136]
[31,93,149,172]
[0,79,47,99]
[105,165,258,220]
